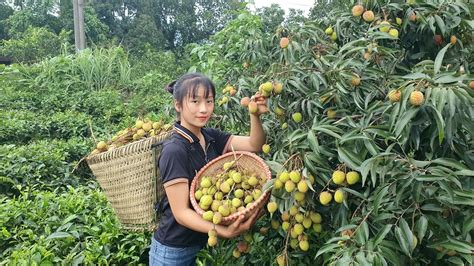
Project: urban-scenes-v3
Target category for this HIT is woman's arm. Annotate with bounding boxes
[226,96,266,152]
[166,182,259,239]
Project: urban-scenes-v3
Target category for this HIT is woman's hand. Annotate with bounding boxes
[251,93,268,115]
[222,209,262,239]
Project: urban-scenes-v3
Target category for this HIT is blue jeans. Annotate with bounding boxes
[149,237,202,266]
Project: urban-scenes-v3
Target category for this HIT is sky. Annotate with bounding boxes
[250,0,315,15]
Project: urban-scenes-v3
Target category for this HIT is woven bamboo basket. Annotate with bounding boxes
[189,151,272,225]
[86,130,172,231]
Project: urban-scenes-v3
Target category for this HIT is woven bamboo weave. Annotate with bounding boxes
[86,130,172,231]
[190,151,272,225]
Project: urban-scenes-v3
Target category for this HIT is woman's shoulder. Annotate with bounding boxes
[161,134,189,154]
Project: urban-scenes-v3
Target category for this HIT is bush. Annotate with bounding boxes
[0,185,151,265]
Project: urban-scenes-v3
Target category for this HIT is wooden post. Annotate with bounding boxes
[73,0,86,51]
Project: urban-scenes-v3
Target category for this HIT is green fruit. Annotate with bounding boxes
[334,189,345,203]
[274,179,283,189]
[262,144,271,154]
[330,32,337,41]
[252,189,262,199]
[313,223,322,233]
[232,198,242,208]
[289,206,298,216]
[200,177,212,188]
[294,191,305,202]
[194,190,203,201]
[248,176,259,186]
[244,195,253,204]
[292,112,302,123]
[201,195,213,206]
[295,213,304,223]
[282,221,290,231]
[218,205,230,217]
[325,26,333,35]
[389,28,399,38]
[219,182,231,193]
[261,82,273,93]
[302,218,312,229]
[319,191,332,205]
[203,210,214,221]
[396,17,402,25]
[346,171,360,184]
[332,170,346,185]
[232,172,242,183]
[234,189,244,198]
[293,223,304,235]
[380,21,390,33]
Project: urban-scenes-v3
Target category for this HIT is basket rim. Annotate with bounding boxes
[86,130,172,164]
[189,151,272,224]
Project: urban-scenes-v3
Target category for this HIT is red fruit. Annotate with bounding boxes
[469,81,474,90]
[240,97,250,107]
[434,35,443,46]
[280,37,290,49]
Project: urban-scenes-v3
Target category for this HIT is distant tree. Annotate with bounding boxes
[256,3,284,33]
[0,3,14,40]
[309,0,353,20]
[285,8,307,27]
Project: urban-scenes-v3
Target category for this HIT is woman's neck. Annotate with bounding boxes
[180,120,203,140]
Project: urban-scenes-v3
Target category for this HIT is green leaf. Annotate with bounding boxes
[394,108,418,137]
[355,221,369,245]
[432,158,468,171]
[434,43,452,74]
[315,243,340,258]
[46,232,73,240]
[307,130,319,153]
[434,15,446,36]
[415,216,428,242]
[373,224,392,246]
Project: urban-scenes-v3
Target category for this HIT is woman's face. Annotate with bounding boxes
[175,86,214,130]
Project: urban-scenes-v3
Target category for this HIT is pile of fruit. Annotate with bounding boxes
[193,158,269,247]
[89,118,173,155]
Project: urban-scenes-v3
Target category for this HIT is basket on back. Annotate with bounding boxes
[86,130,172,231]
[190,151,272,225]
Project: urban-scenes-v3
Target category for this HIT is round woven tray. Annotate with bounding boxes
[189,151,272,225]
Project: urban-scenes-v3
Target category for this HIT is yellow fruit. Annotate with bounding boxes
[200,177,212,188]
[412,234,418,247]
[243,62,249,69]
[219,182,231,193]
[450,35,457,45]
[410,91,424,106]
[267,202,278,213]
[310,212,322,223]
[203,211,213,221]
[292,112,302,123]
[351,75,361,86]
[252,189,262,199]
[261,82,273,93]
[319,191,333,205]
[262,144,271,154]
[352,5,364,17]
[96,141,107,151]
[332,170,346,185]
[389,28,399,38]
[289,171,301,183]
[281,122,288,129]
[208,229,217,237]
[248,176,259,186]
[279,172,290,182]
[334,189,345,203]
[274,107,285,116]
[295,213,304,223]
[302,218,312,229]
[274,179,283,189]
[380,21,390,33]
[231,198,242,208]
[273,82,283,94]
[297,180,308,193]
[276,254,286,266]
[289,206,298,216]
[285,180,296,193]
[135,120,144,129]
[327,109,336,118]
[299,240,309,251]
[293,224,304,235]
[142,122,152,132]
[282,221,290,231]
[330,32,337,41]
[362,10,375,22]
[201,195,213,206]
[232,172,242,183]
[213,212,222,224]
[218,205,230,217]
[234,189,244,198]
[208,236,218,247]
[248,101,258,114]
[232,248,241,258]
[388,90,401,102]
[294,191,305,202]
[282,211,290,221]
[280,37,290,49]
[325,26,333,35]
[271,220,280,229]
[396,17,402,25]
[346,171,360,185]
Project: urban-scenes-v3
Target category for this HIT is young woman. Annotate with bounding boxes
[149,73,267,265]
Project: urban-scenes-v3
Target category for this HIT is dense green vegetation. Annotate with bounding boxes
[1,0,473,265]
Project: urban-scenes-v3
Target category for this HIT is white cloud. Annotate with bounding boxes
[250,0,315,15]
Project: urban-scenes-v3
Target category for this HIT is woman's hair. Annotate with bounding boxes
[165,73,216,119]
